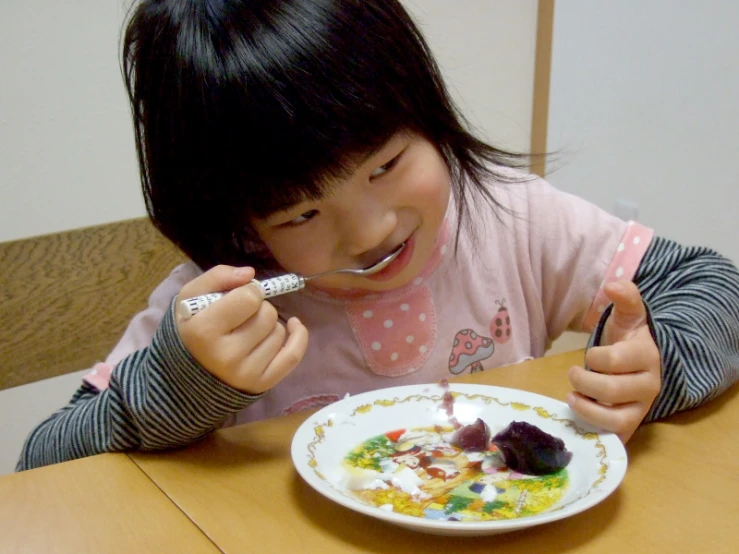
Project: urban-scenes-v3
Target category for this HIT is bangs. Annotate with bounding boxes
[134,0,442,220]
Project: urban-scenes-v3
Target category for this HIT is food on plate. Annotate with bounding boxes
[443,378,572,475]
[339,423,569,521]
[449,419,572,475]
[492,421,573,475]
[449,418,491,451]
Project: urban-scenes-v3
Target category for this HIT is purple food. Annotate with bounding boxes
[492,421,572,475]
[450,418,491,451]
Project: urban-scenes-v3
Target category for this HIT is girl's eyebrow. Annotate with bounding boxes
[354,133,408,168]
[355,144,387,166]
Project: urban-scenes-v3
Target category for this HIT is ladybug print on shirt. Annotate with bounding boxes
[490,299,512,344]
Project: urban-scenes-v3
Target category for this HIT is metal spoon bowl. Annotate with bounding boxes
[304,242,406,281]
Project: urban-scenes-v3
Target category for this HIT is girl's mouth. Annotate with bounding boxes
[366,235,415,281]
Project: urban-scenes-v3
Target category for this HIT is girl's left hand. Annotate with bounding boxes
[567,281,662,443]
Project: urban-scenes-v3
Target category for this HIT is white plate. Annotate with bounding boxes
[291,383,627,536]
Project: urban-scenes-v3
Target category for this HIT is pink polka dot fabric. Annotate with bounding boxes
[84,362,113,391]
[583,222,654,331]
[344,220,451,377]
[347,285,437,377]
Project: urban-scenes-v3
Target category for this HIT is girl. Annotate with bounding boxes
[17,0,739,471]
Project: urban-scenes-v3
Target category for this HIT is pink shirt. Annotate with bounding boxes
[85,177,653,425]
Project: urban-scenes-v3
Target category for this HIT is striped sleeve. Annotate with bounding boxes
[589,235,739,421]
[16,301,261,471]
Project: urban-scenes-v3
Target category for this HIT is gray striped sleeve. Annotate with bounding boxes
[589,235,739,422]
[16,301,261,471]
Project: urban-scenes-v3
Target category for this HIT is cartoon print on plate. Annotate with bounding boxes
[343,425,568,521]
[449,329,495,374]
[347,285,436,377]
[490,299,511,344]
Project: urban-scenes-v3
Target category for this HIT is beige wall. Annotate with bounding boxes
[547,0,739,264]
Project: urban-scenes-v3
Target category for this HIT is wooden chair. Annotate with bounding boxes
[0,218,186,390]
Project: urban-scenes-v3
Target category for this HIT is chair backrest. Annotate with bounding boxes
[0,218,186,390]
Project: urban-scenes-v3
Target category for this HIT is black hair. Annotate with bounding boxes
[123,0,532,271]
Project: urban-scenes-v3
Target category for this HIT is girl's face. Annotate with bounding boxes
[253,133,451,292]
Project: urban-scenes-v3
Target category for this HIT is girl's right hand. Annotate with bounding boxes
[175,265,309,395]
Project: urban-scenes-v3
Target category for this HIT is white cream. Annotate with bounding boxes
[339,467,393,490]
[465,451,486,462]
[391,466,431,500]
[480,486,498,503]
[339,464,430,500]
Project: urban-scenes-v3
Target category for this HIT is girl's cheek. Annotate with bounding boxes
[266,234,328,275]
[406,158,450,202]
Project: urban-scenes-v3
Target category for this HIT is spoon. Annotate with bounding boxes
[178,243,406,320]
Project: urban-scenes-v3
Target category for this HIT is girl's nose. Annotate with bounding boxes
[339,201,397,258]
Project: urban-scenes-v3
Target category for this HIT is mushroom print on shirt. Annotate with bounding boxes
[449,329,495,374]
[447,299,511,375]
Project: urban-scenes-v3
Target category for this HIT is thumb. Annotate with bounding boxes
[602,280,647,342]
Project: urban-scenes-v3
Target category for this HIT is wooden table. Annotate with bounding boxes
[0,453,219,553]
[3,350,737,553]
[128,350,739,554]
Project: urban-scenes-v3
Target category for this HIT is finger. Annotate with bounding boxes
[179,265,255,300]
[232,289,278,330]
[569,364,656,404]
[566,392,644,442]
[254,317,309,391]
[234,321,289,382]
[585,336,656,375]
[603,280,647,331]
[224,301,284,359]
[192,281,267,334]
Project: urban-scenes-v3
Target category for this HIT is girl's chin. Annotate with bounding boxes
[307,277,410,295]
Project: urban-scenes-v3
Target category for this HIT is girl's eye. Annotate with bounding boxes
[290,209,319,225]
[370,154,401,178]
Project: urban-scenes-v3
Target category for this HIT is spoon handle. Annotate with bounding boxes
[260,274,306,297]
[177,274,305,320]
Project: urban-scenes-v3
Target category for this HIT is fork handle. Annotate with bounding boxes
[260,274,305,297]
[178,274,305,320]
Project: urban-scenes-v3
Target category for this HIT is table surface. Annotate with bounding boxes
[0,453,219,553]
[129,350,738,554]
[3,350,737,553]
